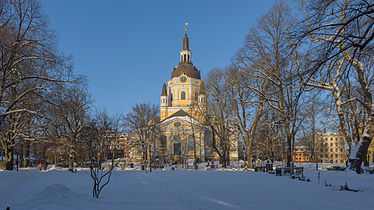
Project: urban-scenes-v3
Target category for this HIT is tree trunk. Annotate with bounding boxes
[23,141,30,167]
[5,139,15,170]
[149,146,152,172]
[221,153,227,168]
[19,146,24,168]
[54,151,57,168]
[348,117,374,173]
[5,148,14,170]
[226,149,230,167]
[193,135,197,169]
[286,136,292,167]
[68,153,74,169]
[246,142,253,169]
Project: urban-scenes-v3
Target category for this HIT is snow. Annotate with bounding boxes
[1,163,374,210]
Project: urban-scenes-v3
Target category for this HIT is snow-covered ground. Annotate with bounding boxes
[1,163,373,210]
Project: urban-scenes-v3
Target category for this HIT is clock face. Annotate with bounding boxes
[174,122,181,127]
[180,76,187,83]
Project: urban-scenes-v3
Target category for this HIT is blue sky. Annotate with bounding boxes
[40,0,275,115]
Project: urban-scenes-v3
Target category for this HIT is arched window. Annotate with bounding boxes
[184,54,186,62]
[173,134,181,142]
[205,130,213,148]
[159,135,167,152]
[172,135,181,156]
[181,91,186,100]
[188,54,190,62]
[174,143,181,156]
[188,135,195,152]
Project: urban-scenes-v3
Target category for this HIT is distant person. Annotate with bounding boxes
[44,162,48,171]
[38,162,43,171]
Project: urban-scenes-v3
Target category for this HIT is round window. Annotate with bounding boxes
[180,76,187,83]
[174,122,181,127]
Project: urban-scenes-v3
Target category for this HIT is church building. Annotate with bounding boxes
[158,24,210,163]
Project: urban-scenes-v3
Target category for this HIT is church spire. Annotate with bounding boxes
[183,23,189,50]
[180,23,191,64]
[161,82,167,96]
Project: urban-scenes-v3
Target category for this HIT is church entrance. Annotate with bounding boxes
[174,143,181,156]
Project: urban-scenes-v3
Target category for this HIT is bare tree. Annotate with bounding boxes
[228,62,268,168]
[123,103,160,171]
[299,0,374,173]
[252,107,285,163]
[45,79,91,168]
[205,68,237,168]
[234,1,307,166]
[186,93,206,169]
[0,0,70,169]
[80,122,108,198]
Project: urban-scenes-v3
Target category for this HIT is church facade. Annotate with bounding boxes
[157,26,212,163]
[126,26,240,164]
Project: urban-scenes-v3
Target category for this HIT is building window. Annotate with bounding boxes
[188,135,195,152]
[159,135,167,152]
[174,143,181,156]
[205,130,213,148]
[181,91,186,100]
[173,134,181,142]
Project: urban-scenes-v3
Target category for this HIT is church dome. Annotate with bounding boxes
[171,63,201,79]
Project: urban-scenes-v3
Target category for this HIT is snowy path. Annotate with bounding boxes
[1,168,373,209]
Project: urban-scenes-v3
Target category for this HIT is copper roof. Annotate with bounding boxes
[162,109,194,122]
[161,82,167,96]
[171,63,201,79]
[199,81,205,94]
[183,33,189,50]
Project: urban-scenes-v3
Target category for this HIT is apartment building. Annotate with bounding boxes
[316,132,347,163]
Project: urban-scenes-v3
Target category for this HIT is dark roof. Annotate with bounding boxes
[183,33,189,50]
[171,63,201,79]
[199,81,205,94]
[162,109,192,122]
[171,31,201,79]
[161,82,167,96]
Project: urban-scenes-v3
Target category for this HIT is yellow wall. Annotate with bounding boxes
[368,140,374,163]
